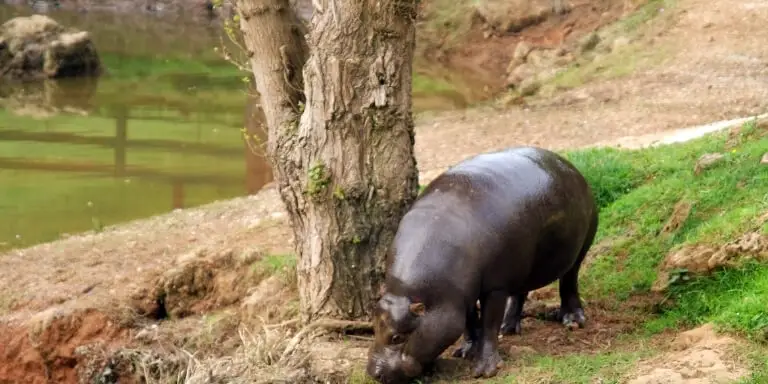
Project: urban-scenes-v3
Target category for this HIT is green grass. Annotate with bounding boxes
[563,119,768,339]
[646,262,768,340]
[255,253,298,276]
[253,253,298,286]
[737,345,768,383]
[493,347,652,384]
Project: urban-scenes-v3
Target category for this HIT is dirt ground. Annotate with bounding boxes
[2,0,768,382]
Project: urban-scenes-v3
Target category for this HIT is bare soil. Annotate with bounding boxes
[2,0,768,382]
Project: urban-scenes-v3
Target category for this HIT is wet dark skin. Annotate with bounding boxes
[366,147,599,384]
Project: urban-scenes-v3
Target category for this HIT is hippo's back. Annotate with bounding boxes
[420,147,593,220]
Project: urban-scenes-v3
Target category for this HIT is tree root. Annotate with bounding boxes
[279,318,372,361]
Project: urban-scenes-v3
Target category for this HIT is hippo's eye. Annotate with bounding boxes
[390,334,405,344]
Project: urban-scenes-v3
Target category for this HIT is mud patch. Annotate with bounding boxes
[625,324,749,384]
[504,294,663,357]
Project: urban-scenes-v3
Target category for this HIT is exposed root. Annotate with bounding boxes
[172,318,372,383]
[280,319,372,361]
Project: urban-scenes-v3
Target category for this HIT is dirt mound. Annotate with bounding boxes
[0,308,129,384]
[130,247,264,320]
[626,324,748,384]
[0,241,286,383]
[0,15,101,81]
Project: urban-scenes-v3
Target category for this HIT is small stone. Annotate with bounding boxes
[512,41,533,63]
[612,36,631,52]
[761,152,768,164]
[519,78,541,96]
[694,153,725,175]
[526,49,554,68]
[506,63,537,88]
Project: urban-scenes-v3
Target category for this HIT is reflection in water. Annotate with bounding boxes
[0,77,99,117]
[0,5,275,250]
[0,2,477,251]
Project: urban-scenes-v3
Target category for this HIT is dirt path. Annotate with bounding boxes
[415,0,768,178]
[1,0,767,382]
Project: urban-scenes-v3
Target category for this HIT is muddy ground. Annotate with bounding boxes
[2,0,768,382]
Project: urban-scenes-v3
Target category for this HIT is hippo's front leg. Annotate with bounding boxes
[471,291,507,378]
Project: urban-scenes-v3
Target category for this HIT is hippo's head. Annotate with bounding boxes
[366,292,427,384]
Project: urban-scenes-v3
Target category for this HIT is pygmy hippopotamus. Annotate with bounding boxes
[366,146,599,383]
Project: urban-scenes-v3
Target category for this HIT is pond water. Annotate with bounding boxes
[0,3,477,250]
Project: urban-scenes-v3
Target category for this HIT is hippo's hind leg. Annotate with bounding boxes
[500,292,527,335]
[552,214,598,330]
[471,291,507,379]
[452,300,481,359]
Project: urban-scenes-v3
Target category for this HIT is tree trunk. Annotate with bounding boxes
[238,0,420,322]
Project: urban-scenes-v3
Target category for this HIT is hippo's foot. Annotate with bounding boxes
[499,316,522,335]
[542,307,586,330]
[562,308,586,330]
[471,350,503,378]
[451,339,478,360]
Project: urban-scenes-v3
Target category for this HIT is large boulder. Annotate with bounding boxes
[473,0,567,33]
[0,15,101,82]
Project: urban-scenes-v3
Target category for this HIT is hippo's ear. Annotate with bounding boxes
[409,302,426,317]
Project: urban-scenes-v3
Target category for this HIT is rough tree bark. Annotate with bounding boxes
[237,0,420,322]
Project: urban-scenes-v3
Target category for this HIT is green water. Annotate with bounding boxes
[0,4,477,251]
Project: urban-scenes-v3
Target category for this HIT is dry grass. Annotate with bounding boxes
[184,323,310,384]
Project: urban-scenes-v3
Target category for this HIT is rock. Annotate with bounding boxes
[519,78,542,96]
[612,36,631,52]
[497,92,527,107]
[552,0,571,15]
[526,49,555,68]
[694,153,726,175]
[580,32,601,52]
[661,201,692,235]
[512,41,533,64]
[0,15,101,82]
[473,0,552,33]
[653,232,768,292]
[506,62,538,88]
[761,152,768,165]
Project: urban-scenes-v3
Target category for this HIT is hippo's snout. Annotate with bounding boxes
[366,346,416,384]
